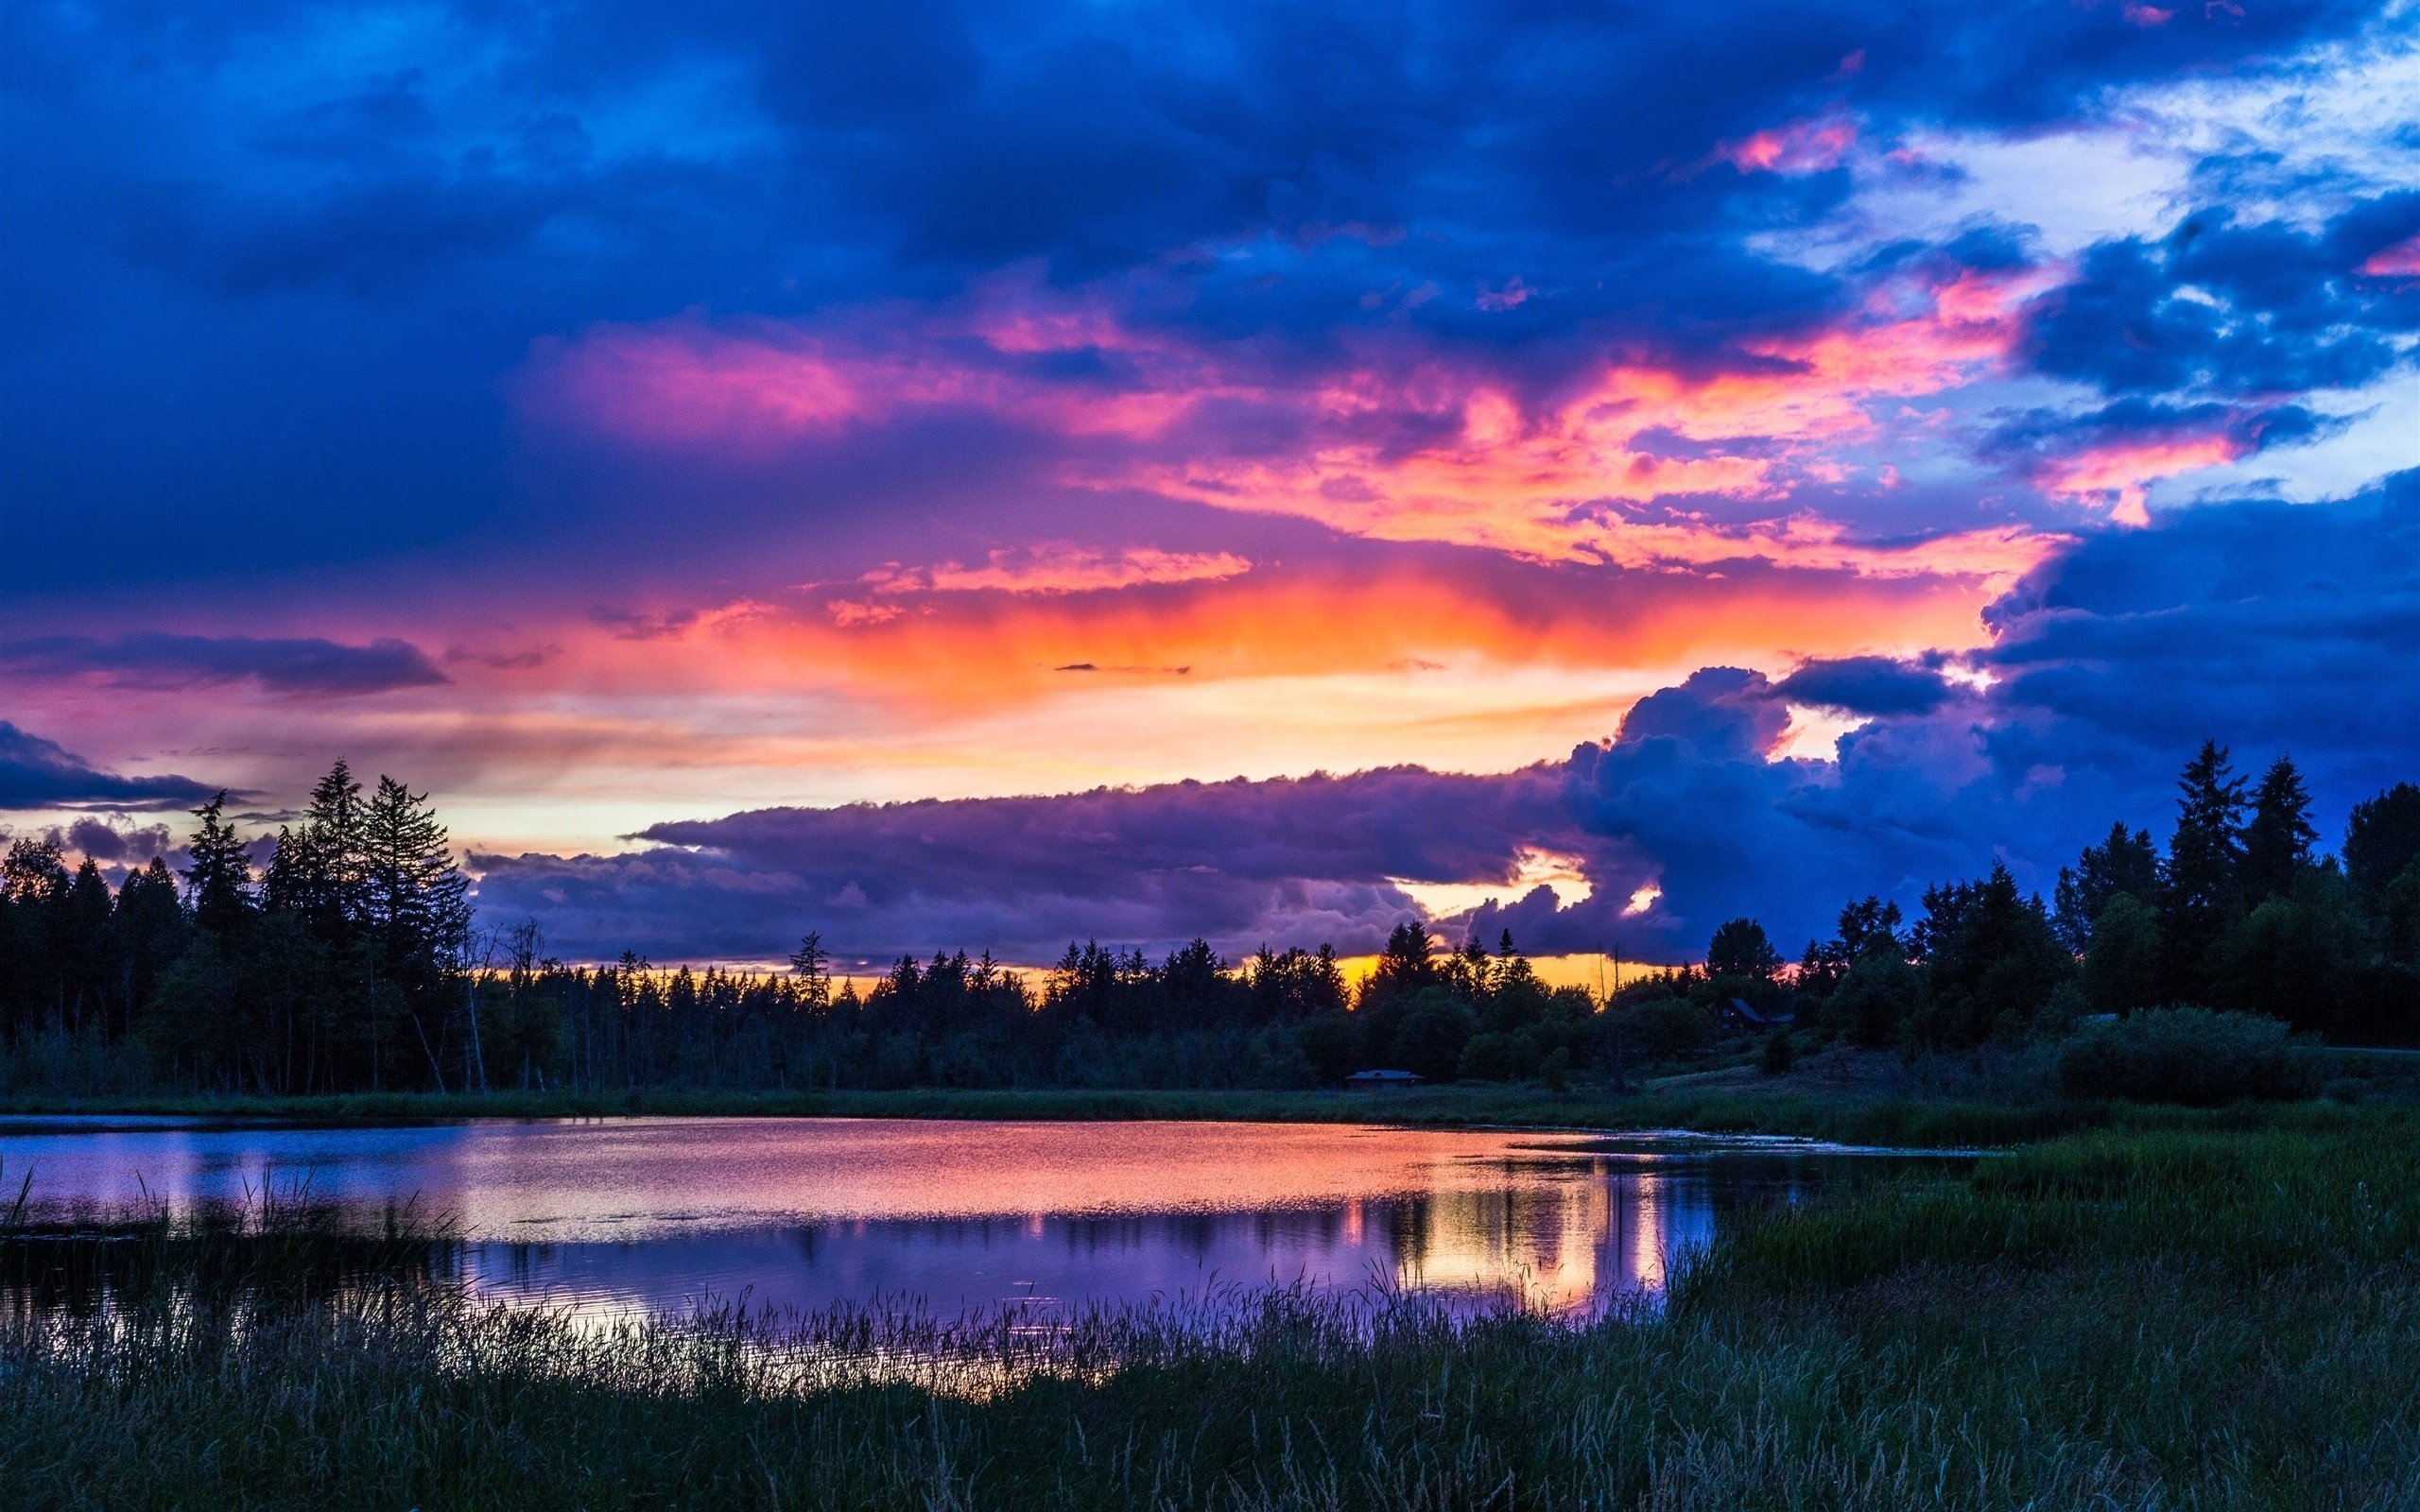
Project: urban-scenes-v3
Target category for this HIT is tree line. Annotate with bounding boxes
[2,744,2416,1095]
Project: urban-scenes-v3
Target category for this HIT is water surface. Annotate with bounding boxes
[0,1116,1940,1319]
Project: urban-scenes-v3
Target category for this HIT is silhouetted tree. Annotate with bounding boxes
[2241,757,2319,905]
[180,794,255,941]
[2161,742,2248,1004]
[1705,918,1781,983]
[2346,783,2420,901]
[2052,823,2160,954]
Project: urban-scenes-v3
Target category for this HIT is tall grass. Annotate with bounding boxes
[9,1113,2420,1508]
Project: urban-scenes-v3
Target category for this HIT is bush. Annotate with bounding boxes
[2056,1007,2318,1107]
[1758,1029,1793,1076]
[1612,995,1714,1060]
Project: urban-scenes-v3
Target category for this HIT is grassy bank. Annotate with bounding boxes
[7,1107,2420,1508]
[6,1076,2401,1148]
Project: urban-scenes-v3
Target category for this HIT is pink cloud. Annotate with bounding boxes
[2036,435,2244,526]
[1720,113,1858,175]
[2360,235,2420,279]
[527,262,2061,584]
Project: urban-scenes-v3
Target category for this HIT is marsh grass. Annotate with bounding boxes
[8,1115,2420,1509]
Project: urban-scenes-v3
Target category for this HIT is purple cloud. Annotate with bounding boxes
[0,723,219,812]
[0,635,447,696]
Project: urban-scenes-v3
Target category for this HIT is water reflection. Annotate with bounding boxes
[0,1117,1936,1321]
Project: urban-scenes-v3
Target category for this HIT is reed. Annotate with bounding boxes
[8,1111,2420,1509]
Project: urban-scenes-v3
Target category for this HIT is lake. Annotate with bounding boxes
[0,1116,1946,1321]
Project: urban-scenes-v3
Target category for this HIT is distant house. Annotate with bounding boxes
[1718,998,1795,1035]
[1343,1068,1426,1089]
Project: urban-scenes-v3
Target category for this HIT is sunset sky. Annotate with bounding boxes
[4,0,2416,969]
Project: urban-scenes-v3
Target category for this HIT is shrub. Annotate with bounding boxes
[1613,995,1714,1060]
[1457,1032,1518,1082]
[2056,1007,2317,1107]
[1758,1029,1793,1076]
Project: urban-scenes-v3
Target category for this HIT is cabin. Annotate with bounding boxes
[1717,998,1795,1035]
[1343,1068,1426,1090]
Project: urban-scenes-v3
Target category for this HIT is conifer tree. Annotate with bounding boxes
[180,793,255,940]
[2161,743,2248,1002]
[2052,822,2160,953]
[2241,756,2319,904]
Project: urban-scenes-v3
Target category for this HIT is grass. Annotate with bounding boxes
[7,1107,2420,1507]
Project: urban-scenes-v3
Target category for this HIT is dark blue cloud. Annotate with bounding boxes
[473,765,1568,962]
[2022,199,2420,398]
[0,723,220,812]
[1774,656,1951,715]
[5,0,2397,597]
[0,634,448,696]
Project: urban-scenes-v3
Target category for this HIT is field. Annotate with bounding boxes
[7,1102,2420,1509]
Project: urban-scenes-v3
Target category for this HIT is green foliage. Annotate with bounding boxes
[2055,1006,2317,1106]
[2344,782,2420,900]
[1910,863,2072,1047]
[1388,988,1476,1081]
[2080,892,2163,1013]
[2052,821,2159,954]
[1821,950,1919,1047]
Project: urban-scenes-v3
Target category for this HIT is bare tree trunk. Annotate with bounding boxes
[411,1011,448,1093]
[466,979,488,1093]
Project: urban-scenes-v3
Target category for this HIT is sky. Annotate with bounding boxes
[3,0,2416,971]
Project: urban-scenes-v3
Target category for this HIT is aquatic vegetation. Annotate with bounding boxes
[7,1111,2420,1508]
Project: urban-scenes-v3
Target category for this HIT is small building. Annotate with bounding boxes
[1718,998,1795,1035]
[1343,1068,1426,1090]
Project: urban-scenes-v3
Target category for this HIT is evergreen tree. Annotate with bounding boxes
[2241,757,2319,904]
[2345,783,2420,901]
[2052,823,2160,954]
[2160,743,2248,1002]
[1362,921,1438,1008]
[360,775,472,1088]
[180,793,255,940]
[787,931,832,1011]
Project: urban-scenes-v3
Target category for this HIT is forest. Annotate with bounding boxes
[3,744,2416,1097]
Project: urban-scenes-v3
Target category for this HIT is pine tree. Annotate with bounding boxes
[2241,756,2319,904]
[2052,822,2160,953]
[359,775,472,1089]
[2160,742,2248,1003]
[788,931,831,1011]
[180,793,255,940]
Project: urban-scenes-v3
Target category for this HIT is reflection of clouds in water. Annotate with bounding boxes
[3,1118,1900,1325]
[463,1162,1771,1325]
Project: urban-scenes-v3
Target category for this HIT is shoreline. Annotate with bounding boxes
[0,1081,2386,1148]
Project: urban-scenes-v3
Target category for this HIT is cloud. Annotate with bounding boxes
[472,765,1569,962]
[475,473,2418,965]
[0,724,219,812]
[0,635,448,696]
[2020,201,2420,401]
[1774,656,1952,715]
[856,545,1255,597]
